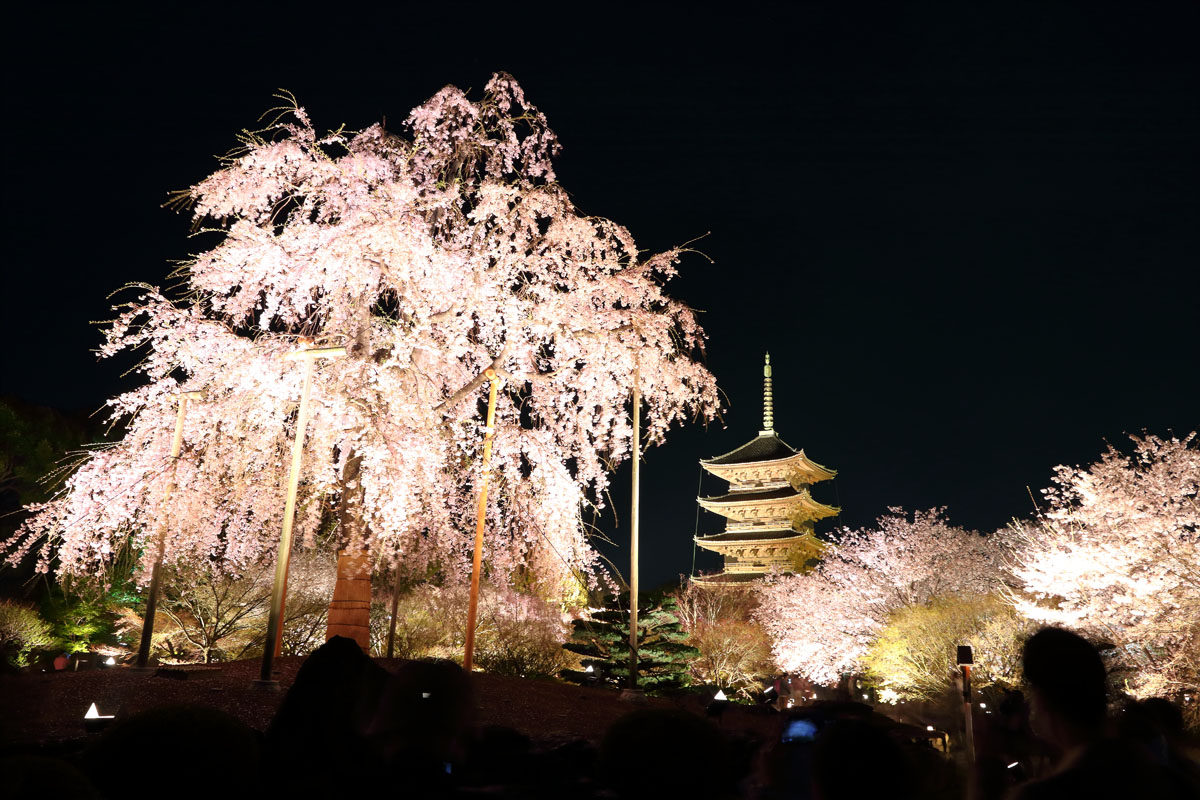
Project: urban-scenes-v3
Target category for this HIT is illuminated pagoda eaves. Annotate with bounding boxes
[693,354,839,585]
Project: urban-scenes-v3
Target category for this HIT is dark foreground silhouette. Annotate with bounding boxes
[2,632,1196,798]
[995,627,1198,800]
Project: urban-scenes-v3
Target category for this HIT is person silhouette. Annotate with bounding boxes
[265,635,390,793]
[1007,627,1183,799]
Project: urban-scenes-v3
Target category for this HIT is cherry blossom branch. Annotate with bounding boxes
[434,343,511,414]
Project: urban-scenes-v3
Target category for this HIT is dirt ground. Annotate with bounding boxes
[0,657,781,754]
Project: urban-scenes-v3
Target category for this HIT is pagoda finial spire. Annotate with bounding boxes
[761,352,774,435]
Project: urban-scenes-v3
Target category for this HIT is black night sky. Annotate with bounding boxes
[3,5,1197,590]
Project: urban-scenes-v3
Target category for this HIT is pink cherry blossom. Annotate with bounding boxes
[756,509,1006,684]
[1009,433,1199,698]
[4,74,719,606]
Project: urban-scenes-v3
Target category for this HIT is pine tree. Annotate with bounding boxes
[562,594,698,691]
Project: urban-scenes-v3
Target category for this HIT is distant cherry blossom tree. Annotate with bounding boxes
[756,567,865,686]
[756,509,1006,685]
[4,75,718,616]
[1009,433,1200,701]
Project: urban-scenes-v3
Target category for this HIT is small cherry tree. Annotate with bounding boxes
[756,509,1006,685]
[673,581,775,698]
[1009,433,1200,702]
[5,75,718,635]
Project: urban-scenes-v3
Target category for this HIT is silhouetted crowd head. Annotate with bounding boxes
[1002,627,1199,800]
[1022,626,1108,740]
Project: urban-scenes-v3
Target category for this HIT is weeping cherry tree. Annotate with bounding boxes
[5,74,719,650]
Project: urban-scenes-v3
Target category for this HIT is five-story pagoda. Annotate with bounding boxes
[693,354,839,585]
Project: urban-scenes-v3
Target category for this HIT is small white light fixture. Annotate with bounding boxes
[714,689,728,701]
[421,692,431,699]
[105,657,116,666]
[862,694,869,700]
[764,685,775,695]
[926,725,935,732]
[84,702,115,732]
[786,698,795,708]
[978,702,986,709]
[584,665,594,674]
[1007,762,1019,770]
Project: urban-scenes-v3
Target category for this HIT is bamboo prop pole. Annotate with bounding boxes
[257,345,345,686]
[463,369,500,673]
[135,390,203,670]
[626,372,642,693]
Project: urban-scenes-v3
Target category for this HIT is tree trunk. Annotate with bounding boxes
[324,308,377,650]
[325,450,372,650]
[326,549,372,649]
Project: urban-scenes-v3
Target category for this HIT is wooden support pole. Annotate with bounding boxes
[463,369,500,673]
[257,345,344,687]
[135,390,203,671]
[627,374,642,692]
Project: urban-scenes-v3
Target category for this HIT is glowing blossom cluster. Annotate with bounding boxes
[1009,433,1200,698]
[4,74,718,601]
[755,509,1006,685]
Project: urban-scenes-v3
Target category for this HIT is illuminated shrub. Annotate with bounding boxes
[0,600,55,668]
[673,582,775,699]
[374,581,569,678]
[861,593,1032,702]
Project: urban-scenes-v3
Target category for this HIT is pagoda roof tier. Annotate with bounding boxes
[699,486,800,503]
[690,572,762,587]
[694,528,827,577]
[701,435,836,487]
[697,485,839,525]
[703,434,798,465]
[695,528,808,546]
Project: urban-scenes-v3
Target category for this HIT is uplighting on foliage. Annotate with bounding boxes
[1009,433,1199,700]
[756,509,1005,685]
[0,73,720,612]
